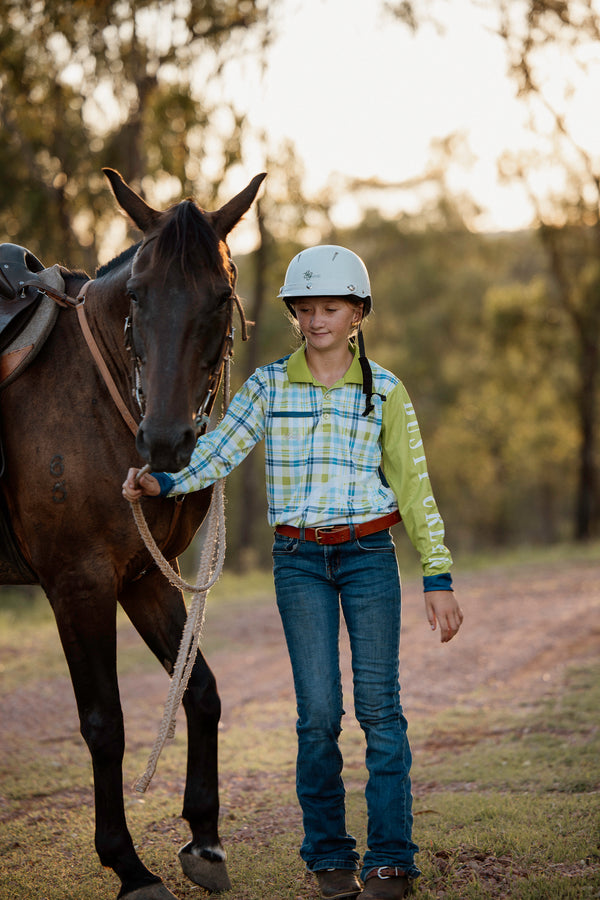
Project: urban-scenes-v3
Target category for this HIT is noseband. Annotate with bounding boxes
[123,303,234,434]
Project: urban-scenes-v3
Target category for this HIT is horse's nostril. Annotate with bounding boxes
[136,423,197,473]
[175,427,197,465]
[135,426,151,462]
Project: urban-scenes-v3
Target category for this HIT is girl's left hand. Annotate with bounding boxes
[424,591,464,643]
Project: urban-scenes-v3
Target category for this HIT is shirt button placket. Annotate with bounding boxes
[322,390,331,427]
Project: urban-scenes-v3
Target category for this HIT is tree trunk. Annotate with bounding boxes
[574,332,599,539]
[234,200,270,571]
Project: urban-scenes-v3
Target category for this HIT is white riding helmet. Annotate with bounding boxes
[278,245,372,314]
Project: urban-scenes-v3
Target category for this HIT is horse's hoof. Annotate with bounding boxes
[179,843,232,892]
[120,882,180,900]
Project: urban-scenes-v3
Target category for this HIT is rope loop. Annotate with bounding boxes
[131,478,226,793]
[130,358,231,793]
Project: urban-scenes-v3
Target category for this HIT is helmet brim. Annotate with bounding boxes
[281,295,372,317]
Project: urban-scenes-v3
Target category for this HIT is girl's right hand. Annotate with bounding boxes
[122,468,161,501]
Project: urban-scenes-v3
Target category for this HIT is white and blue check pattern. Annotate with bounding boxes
[159,345,452,577]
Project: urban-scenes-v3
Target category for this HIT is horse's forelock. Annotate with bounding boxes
[153,201,226,288]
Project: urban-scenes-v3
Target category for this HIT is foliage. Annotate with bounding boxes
[493,0,600,537]
[358,218,577,549]
[0,0,274,269]
[382,1,600,542]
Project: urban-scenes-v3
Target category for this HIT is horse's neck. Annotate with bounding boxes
[71,268,131,375]
[63,271,90,299]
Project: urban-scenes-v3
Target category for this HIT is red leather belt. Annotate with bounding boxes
[275,510,401,545]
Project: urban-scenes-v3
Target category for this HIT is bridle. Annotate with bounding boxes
[122,238,242,435]
[124,302,235,434]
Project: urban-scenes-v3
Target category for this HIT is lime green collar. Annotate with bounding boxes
[286,343,363,386]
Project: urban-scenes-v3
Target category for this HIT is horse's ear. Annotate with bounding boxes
[103,168,160,232]
[211,173,266,239]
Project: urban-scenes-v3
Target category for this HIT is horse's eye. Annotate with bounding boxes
[127,290,140,306]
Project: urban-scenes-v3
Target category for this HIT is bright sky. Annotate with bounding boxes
[218,0,600,247]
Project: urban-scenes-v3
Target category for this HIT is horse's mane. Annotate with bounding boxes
[95,244,140,280]
[153,200,224,287]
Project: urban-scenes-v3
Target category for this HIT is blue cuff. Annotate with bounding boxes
[423,572,453,592]
[153,471,176,497]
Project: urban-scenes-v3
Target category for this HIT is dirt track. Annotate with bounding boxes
[214,555,600,727]
[3,554,600,754]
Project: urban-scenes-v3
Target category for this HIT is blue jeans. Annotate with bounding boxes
[272,528,420,881]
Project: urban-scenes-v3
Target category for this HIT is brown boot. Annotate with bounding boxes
[361,867,411,899]
[315,868,362,899]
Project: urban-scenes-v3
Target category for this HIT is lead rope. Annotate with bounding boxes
[130,359,231,794]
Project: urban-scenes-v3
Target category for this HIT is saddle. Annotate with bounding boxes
[0,243,62,388]
[0,243,65,584]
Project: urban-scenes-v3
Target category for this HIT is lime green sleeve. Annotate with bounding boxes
[381,382,453,577]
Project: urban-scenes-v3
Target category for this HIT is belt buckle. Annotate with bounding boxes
[314,525,338,544]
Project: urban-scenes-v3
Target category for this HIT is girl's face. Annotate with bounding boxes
[292,297,363,354]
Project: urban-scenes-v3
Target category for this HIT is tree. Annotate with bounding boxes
[495,0,600,539]
[0,0,275,269]
[429,274,578,547]
[386,0,600,539]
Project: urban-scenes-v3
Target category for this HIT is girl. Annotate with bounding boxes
[123,245,463,900]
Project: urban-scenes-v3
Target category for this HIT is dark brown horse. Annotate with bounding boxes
[0,169,265,899]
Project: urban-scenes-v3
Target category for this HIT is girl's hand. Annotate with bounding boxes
[122,467,161,502]
[425,590,464,643]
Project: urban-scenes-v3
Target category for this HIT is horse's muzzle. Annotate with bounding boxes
[136,420,197,473]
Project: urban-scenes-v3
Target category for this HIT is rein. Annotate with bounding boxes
[134,486,226,793]
[77,281,140,436]
[23,277,140,436]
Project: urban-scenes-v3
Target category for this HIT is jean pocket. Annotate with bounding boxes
[355,528,395,552]
[272,534,299,555]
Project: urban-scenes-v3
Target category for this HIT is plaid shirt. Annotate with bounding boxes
[158,345,452,577]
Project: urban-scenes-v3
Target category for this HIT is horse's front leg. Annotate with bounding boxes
[47,578,178,900]
[119,567,231,893]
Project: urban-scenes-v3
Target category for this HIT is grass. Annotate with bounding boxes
[1,546,599,899]
[208,660,600,899]
[408,663,600,898]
